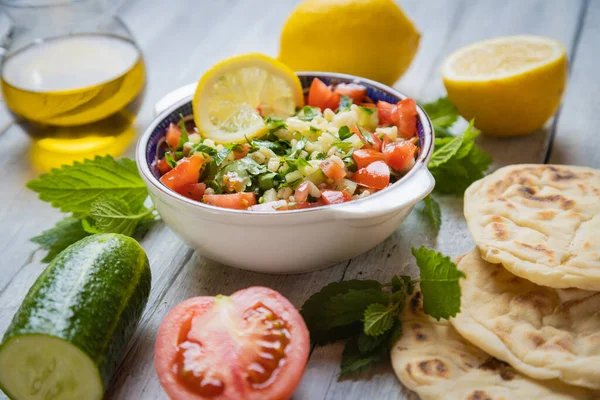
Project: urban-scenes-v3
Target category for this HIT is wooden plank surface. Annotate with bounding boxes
[0,1,594,399]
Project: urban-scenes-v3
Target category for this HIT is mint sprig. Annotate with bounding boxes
[301,247,464,379]
[27,155,158,262]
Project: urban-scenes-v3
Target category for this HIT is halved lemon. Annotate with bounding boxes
[442,35,568,137]
[193,53,304,143]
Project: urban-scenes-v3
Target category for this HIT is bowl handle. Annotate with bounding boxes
[330,168,435,220]
[154,83,197,116]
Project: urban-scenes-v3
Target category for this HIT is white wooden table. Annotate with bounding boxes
[0,0,598,399]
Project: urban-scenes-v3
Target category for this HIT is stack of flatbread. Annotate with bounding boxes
[391,164,600,399]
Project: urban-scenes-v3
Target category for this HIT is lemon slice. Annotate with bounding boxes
[193,53,304,143]
[442,35,567,136]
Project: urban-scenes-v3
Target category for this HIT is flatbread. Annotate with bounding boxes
[464,164,600,290]
[391,287,596,399]
[451,248,600,390]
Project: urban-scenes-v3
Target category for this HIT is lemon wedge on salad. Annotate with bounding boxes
[193,53,304,143]
[442,35,567,137]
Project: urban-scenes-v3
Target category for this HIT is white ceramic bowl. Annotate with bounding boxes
[137,73,435,273]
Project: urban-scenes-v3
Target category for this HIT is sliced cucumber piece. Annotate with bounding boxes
[0,335,102,400]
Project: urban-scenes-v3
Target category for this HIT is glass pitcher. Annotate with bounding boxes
[0,0,145,170]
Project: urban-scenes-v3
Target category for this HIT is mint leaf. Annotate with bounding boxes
[422,97,458,130]
[339,338,384,379]
[428,120,491,194]
[357,331,388,354]
[323,289,389,328]
[265,116,287,132]
[421,195,442,231]
[363,304,394,336]
[31,217,90,262]
[387,319,403,349]
[412,247,465,320]
[83,196,155,236]
[301,280,383,344]
[190,143,218,156]
[391,275,414,295]
[26,156,148,216]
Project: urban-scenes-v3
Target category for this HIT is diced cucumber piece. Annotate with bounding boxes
[306,169,327,185]
[285,170,304,183]
[353,104,379,131]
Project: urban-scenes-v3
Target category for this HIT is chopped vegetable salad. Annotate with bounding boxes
[155,78,420,211]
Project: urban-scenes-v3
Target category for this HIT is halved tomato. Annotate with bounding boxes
[155,287,310,400]
[383,140,417,171]
[178,182,207,201]
[321,190,352,205]
[320,158,346,182]
[352,161,390,190]
[307,78,340,111]
[352,149,385,169]
[333,83,367,104]
[160,154,204,193]
[157,156,173,175]
[203,192,257,210]
[351,126,382,152]
[166,122,182,149]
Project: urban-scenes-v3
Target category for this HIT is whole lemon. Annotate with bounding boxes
[279,0,420,85]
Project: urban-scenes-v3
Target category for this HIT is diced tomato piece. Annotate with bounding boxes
[157,157,172,175]
[203,192,257,210]
[294,181,310,204]
[296,199,326,209]
[307,78,340,111]
[353,161,390,190]
[160,154,204,193]
[165,123,182,149]
[334,83,368,104]
[320,158,347,182]
[394,98,418,139]
[177,182,206,201]
[233,143,250,160]
[352,149,386,169]
[360,102,377,108]
[351,126,382,152]
[377,101,396,126]
[383,140,418,171]
[321,190,352,205]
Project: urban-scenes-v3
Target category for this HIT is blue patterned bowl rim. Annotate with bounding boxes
[137,71,434,214]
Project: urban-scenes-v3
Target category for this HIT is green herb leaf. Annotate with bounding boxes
[214,148,232,166]
[411,247,465,320]
[363,303,394,336]
[339,95,353,112]
[421,195,442,231]
[190,143,217,156]
[83,196,154,236]
[289,136,308,158]
[391,275,414,296]
[422,97,459,131]
[26,155,148,216]
[357,126,374,145]
[339,338,384,379]
[338,125,352,141]
[386,319,403,349]
[164,152,177,168]
[357,331,388,354]
[428,120,491,194]
[252,139,287,156]
[178,115,189,149]
[265,116,287,132]
[300,280,383,344]
[298,106,321,121]
[31,217,90,263]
